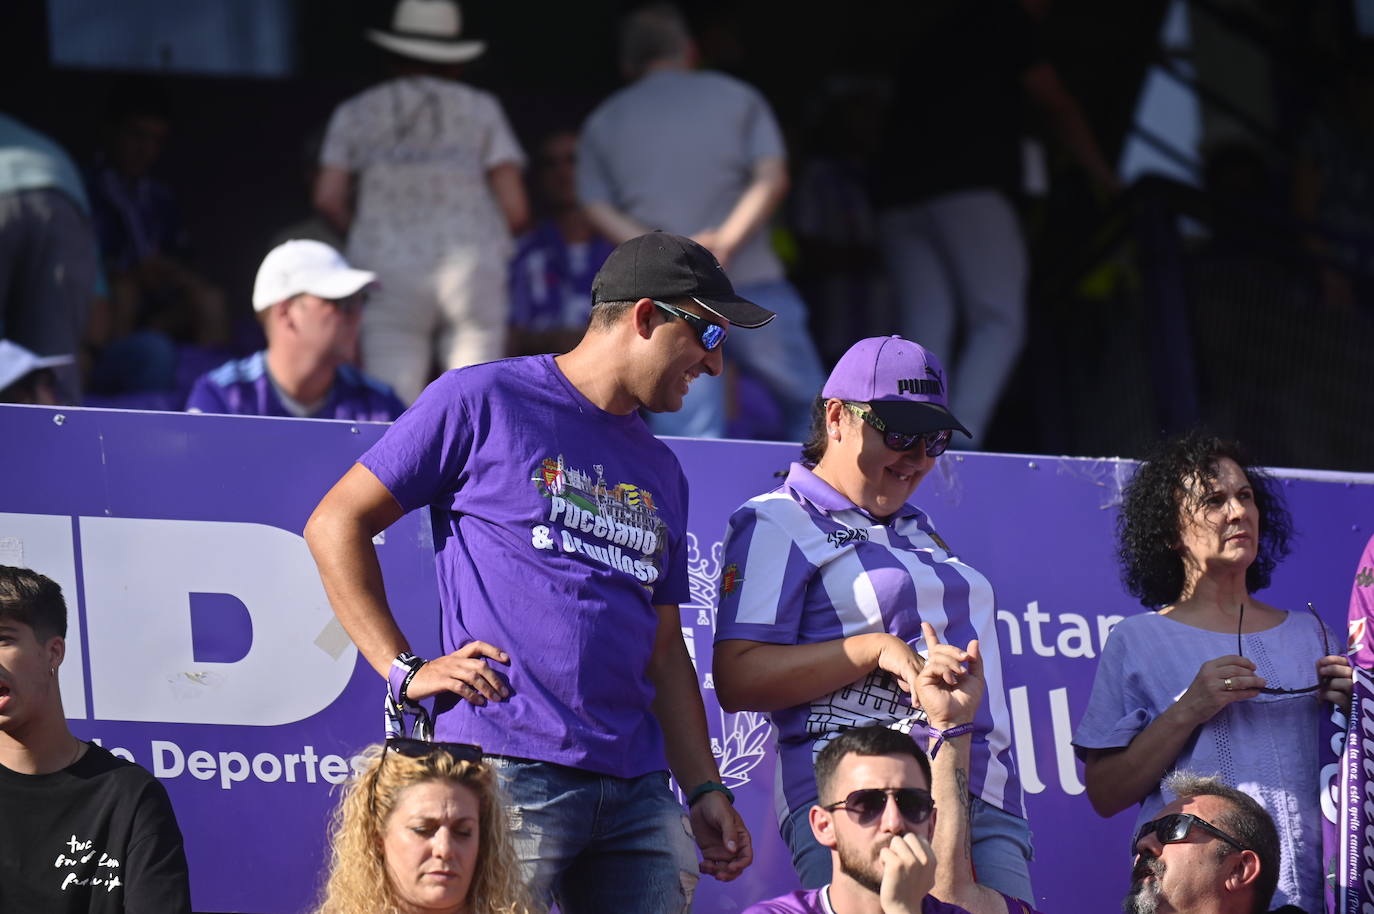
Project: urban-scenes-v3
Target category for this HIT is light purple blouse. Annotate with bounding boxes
[1073,609,1328,911]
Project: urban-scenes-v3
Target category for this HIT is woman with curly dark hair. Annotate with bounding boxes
[1073,431,1352,912]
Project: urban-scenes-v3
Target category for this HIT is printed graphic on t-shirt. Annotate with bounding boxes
[53,834,123,894]
[529,455,667,584]
[806,669,925,758]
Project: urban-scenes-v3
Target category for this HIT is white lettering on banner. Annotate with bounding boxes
[149,739,357,789]
[996,600,1125,659]
[1008,686,1085,796]
[78,517,356,725]
[0,512,87,718]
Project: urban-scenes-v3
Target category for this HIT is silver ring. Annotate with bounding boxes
[1223,677,1233,691]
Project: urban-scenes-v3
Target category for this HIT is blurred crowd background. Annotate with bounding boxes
[3,0,1373,471]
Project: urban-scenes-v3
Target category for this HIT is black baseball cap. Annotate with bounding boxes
[591,232,776,328]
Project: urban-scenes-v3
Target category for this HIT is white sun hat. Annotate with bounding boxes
[366,0,486,64]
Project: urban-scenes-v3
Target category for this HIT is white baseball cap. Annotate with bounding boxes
[252,240,377,312]
[0,340,74,392]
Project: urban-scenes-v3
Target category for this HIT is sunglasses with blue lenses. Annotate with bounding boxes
[843,402,953,457]
[653,300,726,352]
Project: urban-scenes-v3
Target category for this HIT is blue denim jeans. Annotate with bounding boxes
[781,795,1034,902]
[485,756,699,914]
[648,278,825,442]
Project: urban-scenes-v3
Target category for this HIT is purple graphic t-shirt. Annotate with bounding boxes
[742,886,1034,914]
[359,354,689,777]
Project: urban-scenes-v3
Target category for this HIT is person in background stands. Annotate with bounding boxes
[506,129,614,357]
[185,240,403,421]
[315,0,529,404]
[577,2,824,441]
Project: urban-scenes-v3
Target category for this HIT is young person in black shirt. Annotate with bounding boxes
[0,565,192,913]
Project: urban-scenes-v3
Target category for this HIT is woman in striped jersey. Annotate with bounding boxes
[713,335,1032,905]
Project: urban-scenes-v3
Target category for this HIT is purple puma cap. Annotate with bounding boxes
[821,335,971,437]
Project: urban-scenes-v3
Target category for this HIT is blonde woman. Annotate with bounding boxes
[314,741,534,914]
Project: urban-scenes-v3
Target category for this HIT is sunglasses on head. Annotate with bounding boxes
[653,300,726,352]
[823,787,934,827]
[1236,602,1329,695]
[1133,812,1247,854]
[842,402,952,457]
[382,738,484,765]
[369,739,485,818]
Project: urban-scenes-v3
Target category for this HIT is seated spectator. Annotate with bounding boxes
[0,565,191,913]
[186,240,403,421]
[0,339,71,405]
[86,81,229,348]
[0,112,99,403]
[312,740,533,914]
[1123,773,1279,914]
[507,129,614,357]
[743,625,1041,914]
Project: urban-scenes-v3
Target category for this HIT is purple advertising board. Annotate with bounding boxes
[2,403,1372,913]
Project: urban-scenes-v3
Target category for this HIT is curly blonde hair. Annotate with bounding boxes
[312,744,537,914]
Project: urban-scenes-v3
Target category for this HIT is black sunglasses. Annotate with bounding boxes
[1236,602,1329,695]
[382,738,484,765]
[1133,812,1247,854]
[653,300,726,352]
[369,739,485,818]
[823,787,934,827]
[842,402,953,457]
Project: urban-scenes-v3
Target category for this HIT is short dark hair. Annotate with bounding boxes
[620,2,692,78]
[1117,431,1292,607]
[814,726,931,805]
[800,397,870,467]
[589,299,637,330]
[1163,772,1279,913]
[0,565,68,641]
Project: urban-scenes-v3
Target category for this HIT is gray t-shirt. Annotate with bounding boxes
[577,69,786,287]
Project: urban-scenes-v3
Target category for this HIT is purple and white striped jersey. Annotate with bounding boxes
[714,463,1024,820]
[185,351,404,422]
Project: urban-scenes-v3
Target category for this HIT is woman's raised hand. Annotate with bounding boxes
[1175,655,1264,724]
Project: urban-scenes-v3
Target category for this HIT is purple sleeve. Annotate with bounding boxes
[650,466,691,606]
[1349,535,1374,668]
[184,375,227,414]
[358,372,472,512]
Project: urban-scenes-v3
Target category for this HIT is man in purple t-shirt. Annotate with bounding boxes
[185,240,403,421]
[744,627,1039,914]
[305,232,774,912]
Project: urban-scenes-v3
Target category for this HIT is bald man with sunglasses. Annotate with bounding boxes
[743,625,1039,914]
[1124,772,1280,914]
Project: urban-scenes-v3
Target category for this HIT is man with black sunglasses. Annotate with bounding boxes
[1123,772,1279,914]
[306,231,774,913]
[743,626,1039,914]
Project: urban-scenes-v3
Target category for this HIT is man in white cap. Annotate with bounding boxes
[0,339,72,405]
[314,0,529,404]
[185,240,404,420]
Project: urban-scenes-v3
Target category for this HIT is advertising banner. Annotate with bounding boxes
[2,404,1371,913]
